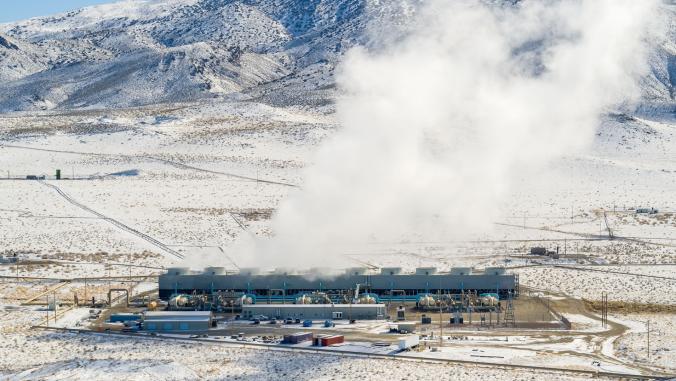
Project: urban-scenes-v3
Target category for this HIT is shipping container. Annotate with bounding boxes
[282,332,313,344]
[313,334,330,346]
[320,335,344,346]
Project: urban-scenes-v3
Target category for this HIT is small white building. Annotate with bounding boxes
[143,311,213,332]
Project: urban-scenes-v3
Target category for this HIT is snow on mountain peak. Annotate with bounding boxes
[0,0,672,114]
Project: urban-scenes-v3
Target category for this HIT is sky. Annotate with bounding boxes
[0,1,114,23]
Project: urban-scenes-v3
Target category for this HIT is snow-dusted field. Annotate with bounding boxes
[0,330,601,381]
[614,313,676,373]
[518,265,676,304]
[0,100,674,379]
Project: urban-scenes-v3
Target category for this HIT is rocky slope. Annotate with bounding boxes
[0,0,673,114]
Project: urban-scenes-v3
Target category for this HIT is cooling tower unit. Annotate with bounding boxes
[381,267,403,276]
[450,267,473,276]
[203,267,226,275]
[345,267,370,276]
[167,267,191,276]
[415,267,438,275]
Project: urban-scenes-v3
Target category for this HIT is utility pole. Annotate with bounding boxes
[439,300,443,347]
[601,292,608,328]
[647,320,650,361]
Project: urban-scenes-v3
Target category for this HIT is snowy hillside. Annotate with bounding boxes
[1,0,671,113]
[0,0,676,113]
[0,0,375,111]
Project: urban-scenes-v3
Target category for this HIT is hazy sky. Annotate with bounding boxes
[0,1,113,23]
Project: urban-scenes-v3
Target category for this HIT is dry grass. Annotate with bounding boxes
[584,299,676,314]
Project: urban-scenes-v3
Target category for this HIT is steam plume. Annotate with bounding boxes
[244,0,660,268]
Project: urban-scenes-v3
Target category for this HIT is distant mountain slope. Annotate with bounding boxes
[0,33,47,82]
[0,0,673,113]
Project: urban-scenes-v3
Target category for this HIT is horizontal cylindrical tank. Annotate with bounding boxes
[380,267,403,276]
[167,267,190,276]
[415,267,437,275]
[357,294,377,304]
[169,294,192,308]
[204,267,226,275]
[417,294,436,307]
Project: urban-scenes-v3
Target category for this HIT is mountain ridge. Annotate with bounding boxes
[0,0,673,114]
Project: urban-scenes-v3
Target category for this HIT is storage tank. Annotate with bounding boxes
[239,295,254,305]
[345,267,369,276]
[480,295,498,306]
[169,294,193,309]
[357,294,377,304]
[450,267,473,275]
[415,267,438,275]
[203,267,226,275]
[167,267,190,276]
[484,267,506,276]
[296,295,313,305]
[380,267,403,276]
[417,294,436,307]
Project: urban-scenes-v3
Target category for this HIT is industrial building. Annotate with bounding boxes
[241,304,387,320]
[158,266,518,307]
[143,311,213,332]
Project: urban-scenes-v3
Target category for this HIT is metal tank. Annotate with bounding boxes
[417,294,437,307]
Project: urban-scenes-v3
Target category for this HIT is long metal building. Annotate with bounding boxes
[158,266,518,303]
[242,304,386,320]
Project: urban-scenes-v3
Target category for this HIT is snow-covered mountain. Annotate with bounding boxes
[0,0,673,113]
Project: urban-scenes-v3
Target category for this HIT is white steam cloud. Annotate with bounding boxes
[245,0,659,268]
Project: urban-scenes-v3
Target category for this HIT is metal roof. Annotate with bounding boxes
[143,317,211,323]
[144,311,212,320]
